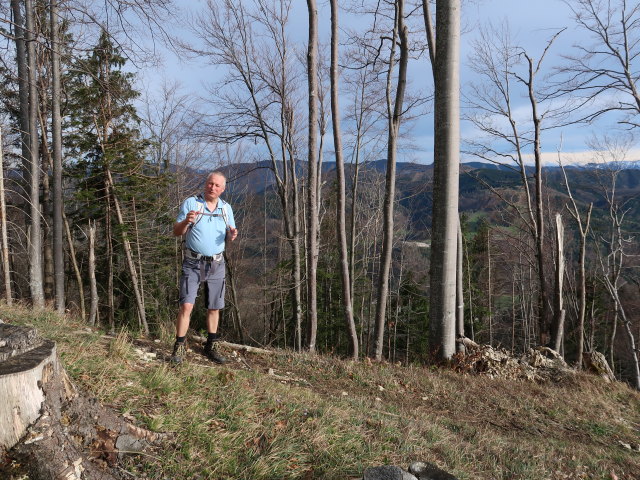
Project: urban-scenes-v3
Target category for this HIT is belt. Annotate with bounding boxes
[185,248,223,262]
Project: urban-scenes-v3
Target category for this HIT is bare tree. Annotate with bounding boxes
[559,155,592,367]
[305,0,319,352]
[373,0,409,361]
[330,0,358,359]
[589,135,640,389]
[560,0,640,127]
[185,0,304,349]
[465,23,565,346]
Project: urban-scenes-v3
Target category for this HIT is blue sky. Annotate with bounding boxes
[136,0,638,166]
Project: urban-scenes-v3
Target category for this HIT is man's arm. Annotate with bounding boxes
[173,210,199,236]
[225,204,238,242]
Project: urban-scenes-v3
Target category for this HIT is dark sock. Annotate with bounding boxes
[176,336,186,343]
[206,332,220,347]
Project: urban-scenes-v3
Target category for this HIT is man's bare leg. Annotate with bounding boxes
[176,303,195,337]
[206,309,219,334]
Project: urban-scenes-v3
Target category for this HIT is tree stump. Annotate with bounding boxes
[583,351,616,382]
[1,322,161,479]
[0,323,58,452]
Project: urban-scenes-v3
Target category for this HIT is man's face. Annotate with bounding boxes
[204,174,226,201]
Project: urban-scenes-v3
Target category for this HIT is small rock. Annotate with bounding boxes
[363,465,418,480]
[116,434,146,453]
[341,391,348,396]
[409,461,459,480]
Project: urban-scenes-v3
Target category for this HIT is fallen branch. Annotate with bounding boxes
[189,335,274,356]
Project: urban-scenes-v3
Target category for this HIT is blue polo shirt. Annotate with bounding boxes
[177,196,236,256]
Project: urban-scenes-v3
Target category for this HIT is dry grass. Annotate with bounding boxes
[3,303,640,480]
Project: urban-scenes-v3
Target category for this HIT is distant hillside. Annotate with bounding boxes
[216,160,640,237]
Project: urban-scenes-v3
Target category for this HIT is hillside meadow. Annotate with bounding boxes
[1,303,639,480]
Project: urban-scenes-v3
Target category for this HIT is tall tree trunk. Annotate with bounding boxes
[50,0,65,314]
[14,0,44,307]
[305,0,319,352]
[373,0,408,361]
[25,0,44,307]
[330,0,358,360]
[575,205,593,367]
[456,218,464,352]
[551,213,565,352]
[0,128,12,305]
[106,197,114,331]
[285,110,303,352]
[428,0,460,361]
[525,54,549,344]
[487,229,493,346]
[10,0,30,234]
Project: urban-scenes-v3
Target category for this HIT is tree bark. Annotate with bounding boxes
[551,213,565,352]
[456,218,464,352]
[428,0,460,362]
[330,0,358,360]
[51,0,65,314]
[25,0,45,308]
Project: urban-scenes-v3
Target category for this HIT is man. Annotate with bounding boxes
[171,171,238,365]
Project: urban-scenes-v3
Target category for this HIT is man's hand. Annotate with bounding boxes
[173,210,201,236]
[185,210,200,224]
[227,226,238,242]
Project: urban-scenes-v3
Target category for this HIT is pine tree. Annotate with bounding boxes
[65,32,150,332]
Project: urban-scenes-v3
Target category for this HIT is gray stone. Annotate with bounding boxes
[409,461,459,480]
[363,465,418,480]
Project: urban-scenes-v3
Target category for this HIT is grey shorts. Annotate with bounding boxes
[179,257,226,310]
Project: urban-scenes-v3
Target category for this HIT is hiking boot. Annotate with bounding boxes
[170,341,187,365]
[204,340,227,364]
